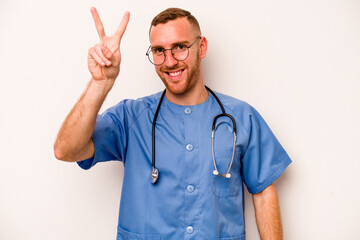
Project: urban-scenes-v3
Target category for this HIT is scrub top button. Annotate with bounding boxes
[184,107,192,114]
[187,185,195,193]
[186,226,194,234]
[186,144,194,151]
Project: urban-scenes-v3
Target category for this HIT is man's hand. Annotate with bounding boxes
[88,7,130,83]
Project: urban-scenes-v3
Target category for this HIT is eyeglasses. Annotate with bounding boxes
[146,36,201,66]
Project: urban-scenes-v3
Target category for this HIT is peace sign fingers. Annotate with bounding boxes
[87,7,130,82]
[114,11,130,45]
[91,7,106,39]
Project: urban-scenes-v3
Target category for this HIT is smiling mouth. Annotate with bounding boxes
[165,69,185,77]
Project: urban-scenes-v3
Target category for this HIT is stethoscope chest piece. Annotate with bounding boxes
[151,167,159,184]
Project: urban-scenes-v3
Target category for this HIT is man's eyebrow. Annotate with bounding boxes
[151,40,191,49]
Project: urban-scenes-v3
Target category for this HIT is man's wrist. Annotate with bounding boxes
[88,78,114,98]
[80,78,114,111]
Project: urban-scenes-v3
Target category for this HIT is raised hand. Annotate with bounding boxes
[88,7,130,82]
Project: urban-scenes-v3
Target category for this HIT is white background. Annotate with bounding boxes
[1,0,359,239]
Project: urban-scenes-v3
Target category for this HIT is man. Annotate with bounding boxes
[54,7,291,240]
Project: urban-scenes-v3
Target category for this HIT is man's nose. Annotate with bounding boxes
[163,50,178,68]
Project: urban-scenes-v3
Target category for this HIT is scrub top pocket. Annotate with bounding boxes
[212,150,242,197]
[211,118,242,198]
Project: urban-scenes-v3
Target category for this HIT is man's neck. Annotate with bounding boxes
[165,83,209,106]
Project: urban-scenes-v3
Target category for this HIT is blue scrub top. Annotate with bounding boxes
[77,91,292,240]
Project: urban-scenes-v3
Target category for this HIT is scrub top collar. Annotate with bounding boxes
[161,91,215,118]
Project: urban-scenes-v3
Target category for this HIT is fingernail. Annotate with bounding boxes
[106,61,111,66]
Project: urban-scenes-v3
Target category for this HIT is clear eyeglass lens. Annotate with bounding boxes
[172,45,187,54]
[149,51,164,65]
[172,48,189,61]
[147,50,162,65]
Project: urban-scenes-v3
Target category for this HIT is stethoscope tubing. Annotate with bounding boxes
[151,90,166,184]
[151,86,237,184]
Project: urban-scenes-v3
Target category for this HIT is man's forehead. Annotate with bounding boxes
[149,17,196,45]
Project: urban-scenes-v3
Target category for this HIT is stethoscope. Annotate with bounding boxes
[151,86,237,184]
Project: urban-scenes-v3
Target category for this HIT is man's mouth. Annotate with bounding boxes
[165,69,185,78]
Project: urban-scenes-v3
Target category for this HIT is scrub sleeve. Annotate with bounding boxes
[241,106,292,194]
[77,104,127,170]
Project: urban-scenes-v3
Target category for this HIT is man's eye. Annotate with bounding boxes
[174,44,186,51]
[152,48,164,55]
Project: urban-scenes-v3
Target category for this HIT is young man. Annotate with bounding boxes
[54,7,291,240]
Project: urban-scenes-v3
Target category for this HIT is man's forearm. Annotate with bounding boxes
[54,79,112,162]
[252,184,283,240]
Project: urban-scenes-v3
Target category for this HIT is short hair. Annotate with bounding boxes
[150,8,201,35]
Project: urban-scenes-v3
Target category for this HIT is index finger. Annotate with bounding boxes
[90,7,106,39]
[114,11,130,42]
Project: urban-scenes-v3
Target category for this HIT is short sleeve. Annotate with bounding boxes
[77,105,127,170]
[241,106,292,194]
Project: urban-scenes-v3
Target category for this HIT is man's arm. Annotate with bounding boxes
[252,183,283,240]
[54,80,112,162]
[54,8,130,162]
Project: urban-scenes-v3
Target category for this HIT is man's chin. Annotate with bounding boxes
[165,82,188,96]
[159,76,184,94]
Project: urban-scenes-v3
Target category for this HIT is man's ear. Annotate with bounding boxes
[200,37,208,59]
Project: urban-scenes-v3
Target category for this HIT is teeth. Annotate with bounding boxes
[168,70,182,77]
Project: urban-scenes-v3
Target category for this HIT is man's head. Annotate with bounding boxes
[150,8,201,36]
[148,8,207,98]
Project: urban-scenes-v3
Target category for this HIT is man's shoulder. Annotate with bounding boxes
[212,91,262,135]
[101,91,163,119]
[213,91,252,112]
[123,91,163,111]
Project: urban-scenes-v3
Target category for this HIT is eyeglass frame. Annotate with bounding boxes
[146,36,202,66]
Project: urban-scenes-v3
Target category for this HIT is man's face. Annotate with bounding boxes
[149,18,204,96]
